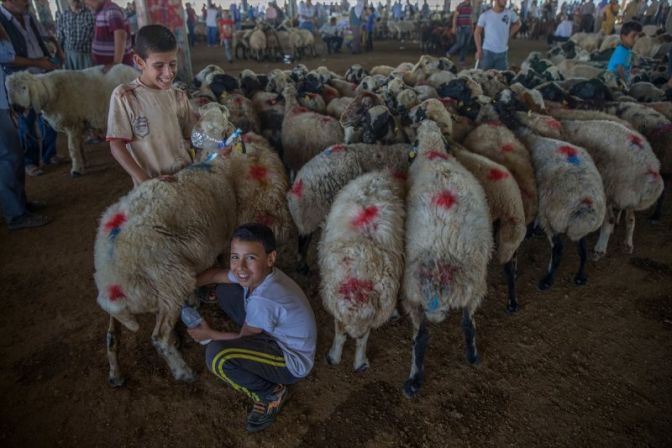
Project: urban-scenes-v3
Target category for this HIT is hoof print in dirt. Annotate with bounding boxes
[108,376,127,388]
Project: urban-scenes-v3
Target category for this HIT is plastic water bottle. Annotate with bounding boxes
[180,305,211,345]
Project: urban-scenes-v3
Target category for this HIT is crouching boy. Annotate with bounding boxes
[188,223,317,433]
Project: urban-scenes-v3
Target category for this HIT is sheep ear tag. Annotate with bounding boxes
[408,147,418,163]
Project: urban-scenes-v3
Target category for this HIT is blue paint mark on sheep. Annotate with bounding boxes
[567,155,580,166]
[427,295,440,312]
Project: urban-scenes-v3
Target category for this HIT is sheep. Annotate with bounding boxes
[344,64,368,84]
[298,28,317,57]
[250,90,285,151]
[5,64,137,176]
[402,120,493,398]
[462,120,539,226]
[218,92,262,134]
[513,111,564,139]
[569,32,603,52]
[453,147,526,312]
[281,84,344,173]
[627,82,666,102]
[297,91,327,113]
[340,91,385,143]
[404,98,453,141]
[599,34,620,51]
[326,97,354,119]
[515,127,606,290]
[329,78,358,97]
[559,120,664,258]
[555,59,604,79]
[249,25,267,61]
[370,65,395,77]
[545,105,635,129]
[319,170,406,372]
[95,116,238,385]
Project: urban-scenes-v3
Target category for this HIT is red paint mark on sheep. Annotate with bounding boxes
[352,206,379,228]
[485,120,503,127]
[233,96,243,105]
[629,134,644,148]
[104,213,127,233]
[648,169,661,179]
[432,191,457,210]
[242,133,252,143]
[320,116,334,124]
[488,168,509,181]
[338,278,374,303]
[249,164,268,182]
[425,150,448,161]
[290,179,304,198]
[255,212,274,226]
[544,118,561,129]
[265,98,278,106]
[500,143,514,153]
[292,106,309,114]
[392,170,407,181]
[330,144,347,153]
[558,146,578,157]
[581,197,593,207]
[107,285,126,302]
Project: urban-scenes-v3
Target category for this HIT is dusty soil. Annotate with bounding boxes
[1,38,671,448]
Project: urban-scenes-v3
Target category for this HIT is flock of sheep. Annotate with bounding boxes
[7,33,669,398]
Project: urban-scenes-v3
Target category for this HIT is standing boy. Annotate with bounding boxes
[106,25,198,186]
[189,224,317,433]
[447,0,473,67]
[474,0,520,70]
[607,21,642,85]
[218,9,233,63]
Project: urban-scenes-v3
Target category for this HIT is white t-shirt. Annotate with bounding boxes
[206,7,218,27]
[228,268,317,378]
[554,19,573,37]
[477,8,518,53]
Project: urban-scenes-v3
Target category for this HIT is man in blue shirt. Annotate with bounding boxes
[0,22,50,229]
[189,224,317,433]
[607,21,642,84]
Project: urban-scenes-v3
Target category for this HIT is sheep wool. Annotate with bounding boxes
[402,120,492,398]
[560,120,664,258]
[319,170,406,372]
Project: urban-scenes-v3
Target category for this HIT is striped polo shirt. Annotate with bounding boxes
[92,0,132,65]
[455,1,473,27]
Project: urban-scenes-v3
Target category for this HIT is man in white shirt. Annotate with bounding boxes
[548,13,573,44]
[205,2,218,46]
[474,0,520,70]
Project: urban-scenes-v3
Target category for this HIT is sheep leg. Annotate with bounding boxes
[623,209,636,254]
[503,254,519,313]
[151,308,196,382]
[353,330,371,373]
[462,309,480,365]
[538,234,564,291]
[593,207,616,260]
[403,305,429,398]
[107,316,126,387]
[66,129,85,177]
[326,319,347,366]
[574,237,588,286]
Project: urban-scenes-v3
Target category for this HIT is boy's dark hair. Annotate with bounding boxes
[135,25,177,59]
[620,21,642,36]
[231,223,276,253]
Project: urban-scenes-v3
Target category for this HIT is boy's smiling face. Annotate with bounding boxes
[134,50,178,90]
[621,31,639,49]
[230,238,276,292]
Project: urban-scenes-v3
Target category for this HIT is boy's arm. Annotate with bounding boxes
[109,139,150,184]
[473,25,483,60]
[187,321,262,342]
[196,267,232,286]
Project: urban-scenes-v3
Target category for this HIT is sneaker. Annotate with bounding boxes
[26,201,47,212]
[8,212,51,230]
[25,165,44,177]
[245,384,289,433]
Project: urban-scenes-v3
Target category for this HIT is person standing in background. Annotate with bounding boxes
[0,0,63,176]
[57,0,94,70]
[85,0,132,68]
[348,0,363,54]
[474,0,520,70]
[0,22,51,229]
[365,5,374,51]
[205,2,218,47]
[218,8,233,63]
[601,0,618,33]
[447,0,473,68]
[185,2,196,46]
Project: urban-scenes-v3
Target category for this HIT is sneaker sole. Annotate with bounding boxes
[245,389,291,433]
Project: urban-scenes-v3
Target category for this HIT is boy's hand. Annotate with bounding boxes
[218,146,233,157]
[186,319,213,342]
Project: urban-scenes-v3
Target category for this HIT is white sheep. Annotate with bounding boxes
[453,147,527,313]
[402,120,492,398]
[5,64,137,176]
[281,84,344,173]
[516,128,606,290]
[319,170,406,372]
[559,120,664,258]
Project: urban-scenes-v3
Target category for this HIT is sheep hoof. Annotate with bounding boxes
[466,352,481,365]
[108,375,127,388]
[325,354,339,366]
[353,362,369,373]
[70,171,82,178]
[537,278,554,291]
[592,251,605,261]
[387,309,401,323]
[175,369,197,383]
[574,273,587,286]
[402,377,422,399]
[506,302,519,314]
[622,244,633,254]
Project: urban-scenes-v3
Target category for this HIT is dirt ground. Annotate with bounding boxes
[1,38,671,448]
